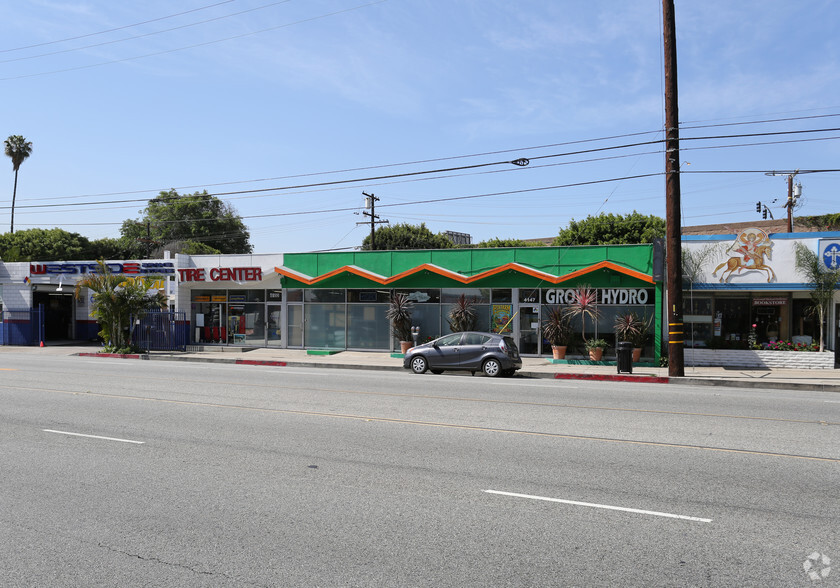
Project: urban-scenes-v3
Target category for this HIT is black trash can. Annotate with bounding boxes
[616,341,633,374]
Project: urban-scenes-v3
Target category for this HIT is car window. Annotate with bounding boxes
[462,333,492,346]
[436,333,462,347]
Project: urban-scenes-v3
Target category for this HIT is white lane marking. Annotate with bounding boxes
[43,429,145,445]
[825,400,840,403]
[484,489,712,523]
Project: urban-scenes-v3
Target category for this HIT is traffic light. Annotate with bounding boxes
[756,202,761,213]
[762,207,767,220]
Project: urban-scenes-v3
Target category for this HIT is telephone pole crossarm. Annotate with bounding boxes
[359,192,389,250]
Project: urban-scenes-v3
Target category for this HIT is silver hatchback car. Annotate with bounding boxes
[403,331,522,377]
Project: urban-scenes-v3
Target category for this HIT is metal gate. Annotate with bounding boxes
[0,305,45,346]
[132,310,187,352]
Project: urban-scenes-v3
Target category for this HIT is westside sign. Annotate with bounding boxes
[30,261,175,275]
[544,288,653,305]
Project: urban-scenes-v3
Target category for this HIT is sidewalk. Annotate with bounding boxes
[9,343,840,393]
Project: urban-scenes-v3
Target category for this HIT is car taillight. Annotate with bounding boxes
[499,339,508,353]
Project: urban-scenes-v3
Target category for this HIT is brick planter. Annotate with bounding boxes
[685,349,835,369]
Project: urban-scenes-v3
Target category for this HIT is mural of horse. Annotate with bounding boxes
[712,244,776,283]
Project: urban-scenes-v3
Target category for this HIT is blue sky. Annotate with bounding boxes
[2,0,839,254]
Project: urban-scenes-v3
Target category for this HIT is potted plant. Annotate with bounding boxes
[447,293,477,332]
[562,284,600,343]
[613,311,648,362]
[541,305,573,359]
[585,338,608,361]
[386,293,415,353]
[630,316,651,362]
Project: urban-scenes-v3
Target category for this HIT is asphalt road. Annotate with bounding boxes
[1,352,838,587]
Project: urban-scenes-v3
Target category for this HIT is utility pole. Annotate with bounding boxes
[359,192,388,250]
[662,0,684,377]
[787,174,793,233]
[765,170,801,232]
[785,172,802,233]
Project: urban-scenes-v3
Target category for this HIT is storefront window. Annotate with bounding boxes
[348,289,390,303]
[684,296,713,348]
[441,288,489,304]
[518,289,539,304]
[791,298,818,344]
[440,289,490,335]
[305,289,345,303]
[493,289,513,303]
[715,298,751,348]
[305,303,346,348]
[752,296,787,344]
[395,289,440,304]
[190,289,222,343]
[347,289,389,349]
[347,304,389,349]
[395,289,440,345]
[228,303,265,345]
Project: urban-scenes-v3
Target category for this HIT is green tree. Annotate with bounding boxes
[475,237,540,248]
[88,237,140,260]
[0,228,93,261]
[361,223,454,250]
[74,260,167,351]
[796,213,840,231]
[121,189,251,257]
[4,135,33,234]
[553,212,665,246]
[794,242,840,352]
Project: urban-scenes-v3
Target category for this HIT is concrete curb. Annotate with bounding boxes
[673,377,840,394]
[71,351,840,392]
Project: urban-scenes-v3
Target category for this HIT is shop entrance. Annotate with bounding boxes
[194,302,225,343]
[33,291,74,341]
[517,304,540,355]
[267,304,282,347]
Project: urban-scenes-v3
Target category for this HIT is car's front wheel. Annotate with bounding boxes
[411,356,428,374]
[482,358,502,377]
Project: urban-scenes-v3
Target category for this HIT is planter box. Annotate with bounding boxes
[685,349,835,370]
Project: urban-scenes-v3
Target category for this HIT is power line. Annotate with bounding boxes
[17,112,840,204]
[8,127,840,213]
[0,1,236,53]
[0,1,388,81]
[0,1,294,65]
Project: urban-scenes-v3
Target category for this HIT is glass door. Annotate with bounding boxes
[517,304,540,355]
[288,304,303,347]
[267,304,282,347]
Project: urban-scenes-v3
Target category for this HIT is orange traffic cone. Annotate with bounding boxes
[40,341,44,347]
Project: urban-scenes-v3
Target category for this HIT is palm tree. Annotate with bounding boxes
[794,243,840,352]
[4,135,33,234]
[74,260,167,351]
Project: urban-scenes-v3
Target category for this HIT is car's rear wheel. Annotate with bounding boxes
[411,356,428,374]
[430,369,443,375]
[482,358,502,377]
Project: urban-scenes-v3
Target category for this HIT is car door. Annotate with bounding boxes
[458,332,493,369]
[426,333,464,369]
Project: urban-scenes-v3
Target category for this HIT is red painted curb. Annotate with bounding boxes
[553,373,669,384]
[235,359,288,367]
[78,352,142,359]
